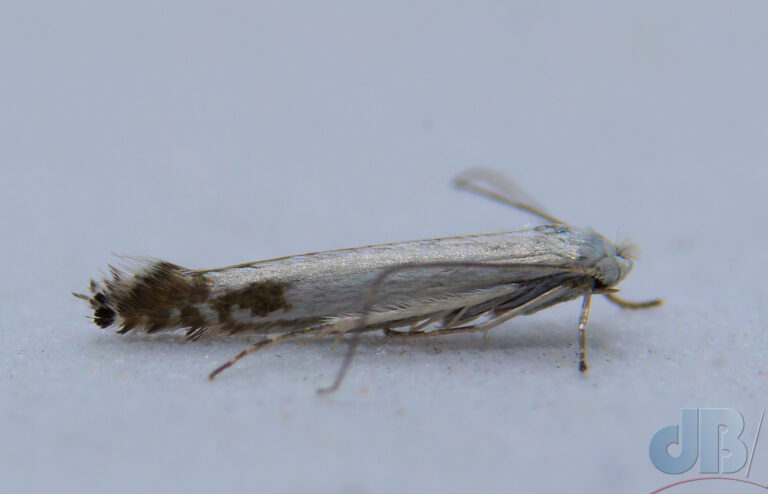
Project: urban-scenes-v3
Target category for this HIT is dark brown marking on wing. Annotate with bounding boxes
[179,305,207,330]
[211,280,293,323]
[79,261,211,334]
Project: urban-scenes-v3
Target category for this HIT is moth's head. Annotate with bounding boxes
[536,225,636,288]
[594,238,636,288]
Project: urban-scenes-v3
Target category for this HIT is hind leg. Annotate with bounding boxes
[209,326,322,380]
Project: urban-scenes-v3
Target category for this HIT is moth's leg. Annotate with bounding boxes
[329,324,383,350]
[208,326,320,380]
[410,312,449,333]
[387,291,593,373]
[301,323,380,349]
[385,285,572,340]
[303,325,338,345]
[384,310,517,339]
[383,323,485,339]
[577,293,592,373]
[443,306,470,329]
[604,293,663,309]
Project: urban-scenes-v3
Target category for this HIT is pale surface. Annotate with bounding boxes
[2,2,767,493]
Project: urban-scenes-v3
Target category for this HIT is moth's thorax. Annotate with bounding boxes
[534,224,634,287]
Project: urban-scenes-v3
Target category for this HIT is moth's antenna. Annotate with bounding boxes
[454,168,565,225]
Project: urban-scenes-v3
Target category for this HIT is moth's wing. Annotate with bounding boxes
[445,271,589,326]
[330,261,591,333]
[324,281,539,333]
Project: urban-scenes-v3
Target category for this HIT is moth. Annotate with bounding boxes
[75,169,662,392]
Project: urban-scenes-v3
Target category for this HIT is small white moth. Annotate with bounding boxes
[75,169,662,392]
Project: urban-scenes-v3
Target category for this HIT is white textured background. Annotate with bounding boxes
[2,2,767,493]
